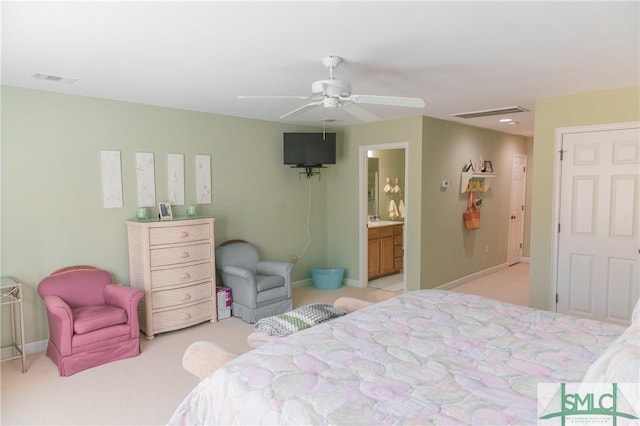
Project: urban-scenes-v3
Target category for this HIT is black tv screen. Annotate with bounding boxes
[283,133,336,166]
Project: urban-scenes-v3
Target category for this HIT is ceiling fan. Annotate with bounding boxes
[238,56,426,123]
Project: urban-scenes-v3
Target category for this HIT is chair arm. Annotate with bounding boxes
[221,265,254,281]
[220,266,257,308]
[257,261,293,278]
[257,261,293,297]
[104,284,144,338]
[42,295,74,356]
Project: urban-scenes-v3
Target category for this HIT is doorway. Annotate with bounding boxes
[359,143,409,290]
[508,154,527,265]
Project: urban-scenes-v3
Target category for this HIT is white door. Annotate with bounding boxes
[556,125,639,325]
[508,154,526,265]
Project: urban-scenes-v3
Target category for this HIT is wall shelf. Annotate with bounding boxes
[460,172,496,193]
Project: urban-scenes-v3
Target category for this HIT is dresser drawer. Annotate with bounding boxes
[153,300,213,332]
[149,224,211,246]
[151,281,212,310]
[151,262,212,289]
[150,243,212,267]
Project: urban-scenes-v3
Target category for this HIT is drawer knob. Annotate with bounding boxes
[181,273,191,280]
[183,293,192,300]
[180,231,189,238]
[183,313,192,320]
[180,252,190,259]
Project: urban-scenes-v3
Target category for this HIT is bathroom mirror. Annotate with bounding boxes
[367,157,379,218]
[368,149,405,221]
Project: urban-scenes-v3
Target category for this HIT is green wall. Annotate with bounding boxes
[2,85,536,346]
[529,86,640,310]
[1,86,327,344]
[420,116,527,288]
[328,117,424,290]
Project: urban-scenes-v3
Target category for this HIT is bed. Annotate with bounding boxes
[168,290,637,425]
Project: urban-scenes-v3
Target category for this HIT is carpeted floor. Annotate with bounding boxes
[1,263,529,425]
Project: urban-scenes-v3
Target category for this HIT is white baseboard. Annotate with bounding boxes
[344,277,363,288]
[1,339,47,359]
[292,278,312,288]
[436,262,510,291]
[292,277,362,289]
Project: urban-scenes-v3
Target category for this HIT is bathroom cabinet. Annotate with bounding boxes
[368,223,403,280]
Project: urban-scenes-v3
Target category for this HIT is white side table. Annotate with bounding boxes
[1,276,27,373]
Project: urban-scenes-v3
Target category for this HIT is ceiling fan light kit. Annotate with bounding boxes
[239,55,426,123]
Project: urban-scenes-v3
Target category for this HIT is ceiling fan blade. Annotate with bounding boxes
[348,94,426,108]
[237,95,312,100]
[279,101,323,119]
[340,103,380,122]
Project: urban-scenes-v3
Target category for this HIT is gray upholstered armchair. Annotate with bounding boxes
[215,240,293,323]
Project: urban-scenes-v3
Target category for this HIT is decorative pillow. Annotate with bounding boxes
[582,323,640,383]
[255,303,346,337]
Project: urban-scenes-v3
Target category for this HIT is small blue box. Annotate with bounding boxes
[311,268,345,290]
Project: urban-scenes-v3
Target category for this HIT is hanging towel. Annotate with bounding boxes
[398,199,405,218]
[389,199,399,219]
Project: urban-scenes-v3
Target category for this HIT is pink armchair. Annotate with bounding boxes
[37,266,144,376]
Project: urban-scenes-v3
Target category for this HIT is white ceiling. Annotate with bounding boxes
[2,1,638,137]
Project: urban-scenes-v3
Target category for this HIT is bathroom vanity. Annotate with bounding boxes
[368,222,403,280]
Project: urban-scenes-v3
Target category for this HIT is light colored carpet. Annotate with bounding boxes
[449,262,530,307]
[367,273,404,292]
[1,264,528,425]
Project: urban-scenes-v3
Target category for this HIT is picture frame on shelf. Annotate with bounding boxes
[158,202,173,221]
[483,160,493,173]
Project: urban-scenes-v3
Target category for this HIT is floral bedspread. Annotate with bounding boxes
[168,290,624,425]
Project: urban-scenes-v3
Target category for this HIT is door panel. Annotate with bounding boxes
[557,127,639,325]
[508,155,526,265]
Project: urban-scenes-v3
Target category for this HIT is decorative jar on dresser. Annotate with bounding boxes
[126,217,216,339]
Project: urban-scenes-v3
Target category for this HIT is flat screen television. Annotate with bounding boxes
[283,133,336,167]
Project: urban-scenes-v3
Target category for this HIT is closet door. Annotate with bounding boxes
[556,125,639,325]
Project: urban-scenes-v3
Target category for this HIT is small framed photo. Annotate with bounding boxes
[483,160,493,173]
[158,202,173,221]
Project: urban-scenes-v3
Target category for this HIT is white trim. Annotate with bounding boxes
[359,143,409,291]
[291,278,312,288]
[435,262,509,290]
[551,121,640,312]
[292,277,360,289]
[1,339,48,359]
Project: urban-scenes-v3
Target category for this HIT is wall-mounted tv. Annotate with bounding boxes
[283,133,336,167]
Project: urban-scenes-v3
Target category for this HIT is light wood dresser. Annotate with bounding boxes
[126,217,216,339]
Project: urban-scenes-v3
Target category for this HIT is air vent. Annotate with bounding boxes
[452,106,528,119]
[31,73,77,84]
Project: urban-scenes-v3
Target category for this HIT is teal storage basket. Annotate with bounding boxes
[311,268,345,290]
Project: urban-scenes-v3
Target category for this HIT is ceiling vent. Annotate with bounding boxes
[452,106,529,119]
[31,73,77,84]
